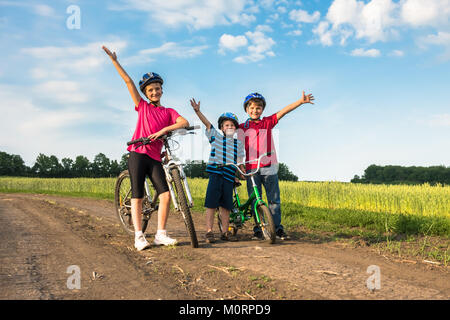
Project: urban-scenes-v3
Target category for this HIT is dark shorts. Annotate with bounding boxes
[127,151,169,198]
[204,173,234,211]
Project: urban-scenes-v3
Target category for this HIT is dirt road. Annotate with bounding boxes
[0,193,448,300]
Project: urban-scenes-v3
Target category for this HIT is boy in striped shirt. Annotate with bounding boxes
[190,98,245,243]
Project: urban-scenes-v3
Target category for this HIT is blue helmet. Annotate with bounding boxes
[243,92,266,110]
[139,72,163,93]
[218,112,239,129]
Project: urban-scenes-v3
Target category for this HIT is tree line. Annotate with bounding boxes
[0,151,129,178]
[352,164,450,185]
[183,160,299,181]
[0,151,299,181]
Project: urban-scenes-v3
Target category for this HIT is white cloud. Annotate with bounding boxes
[255,25,274,33]
[260,0,275,8]
[0,1,56,17]
[218,25,276,63]
[123,42,209,65]
[421,31,450,46]
[326,0,399,43]
[19,110,85,133]
[218,34,248,54]
[401,0,450,28]
[281,21,294,29]
[22,41,127,59]
[389,49,404,57]
[233,26,276,63]
[289,9,320,23]
[0,85,85,158]
[427,114,450,127]
[33,81,89,104]
[312,0,450,47]
[350,48,381,57]
[21,42,124,107]
[418,31,450,61]
[277,6,287,14]
[34,4,55,17]
[30,68,65,80]
[311,21,334,46]
[266,13,279,24]
[111,0,254,29]
[0,84,127,165]
[22,41,127,77]
[140,42,208,58]
[233,13,257,26]
[287,29,303,36]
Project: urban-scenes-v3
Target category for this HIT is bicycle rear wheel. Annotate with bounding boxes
[114,170,149,235]
[170,168,198,248]
[256,204,276,244]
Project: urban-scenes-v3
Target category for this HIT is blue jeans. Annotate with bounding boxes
[246,171,284,233]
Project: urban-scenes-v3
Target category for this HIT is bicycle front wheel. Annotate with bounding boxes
[170,168,198,248]
[114,170,149,235]
[256,204,276,244]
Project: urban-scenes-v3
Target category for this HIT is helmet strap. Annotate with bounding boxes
[244,117,260,128]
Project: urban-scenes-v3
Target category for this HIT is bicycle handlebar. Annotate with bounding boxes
[184,125,201,131]
[127,125,201,146]
[216,152,272,177]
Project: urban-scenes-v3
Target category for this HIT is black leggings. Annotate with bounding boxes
[127,152,169,198]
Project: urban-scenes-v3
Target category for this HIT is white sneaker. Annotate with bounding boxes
[134,235,151,251]
[153,231,178,246]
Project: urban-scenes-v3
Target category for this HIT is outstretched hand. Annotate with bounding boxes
[102,46,117,61]
[300,91,315,105]
[190,98,201,112]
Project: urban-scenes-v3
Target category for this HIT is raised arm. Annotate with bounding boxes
[276,90,315,121]
[102,46,141,108]
[190,98,212,130]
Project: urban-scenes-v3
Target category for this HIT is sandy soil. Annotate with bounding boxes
[0,193,448,300]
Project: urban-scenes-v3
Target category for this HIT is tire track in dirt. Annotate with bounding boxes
[0,195,190,299]
[0,193,448,300]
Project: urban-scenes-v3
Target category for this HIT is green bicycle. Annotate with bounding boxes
[217,152,276,244]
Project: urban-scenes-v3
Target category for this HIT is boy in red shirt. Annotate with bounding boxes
[238,91,315,240]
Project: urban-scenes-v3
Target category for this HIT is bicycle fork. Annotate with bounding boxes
[162,163,194,211]
[143,178,153,204]
[249,175,266,224]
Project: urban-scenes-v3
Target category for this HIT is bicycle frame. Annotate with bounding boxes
[127,127,198,212]
[143,177,158,213]
[161,137,194,211]
[234,178,267,224]
[222,152,272,225]
[122,126,200,247]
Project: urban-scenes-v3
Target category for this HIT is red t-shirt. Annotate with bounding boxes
[127,98,180,162]
[238,114,278,171]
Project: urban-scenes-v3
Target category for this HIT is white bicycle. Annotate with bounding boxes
[114,126,200,248]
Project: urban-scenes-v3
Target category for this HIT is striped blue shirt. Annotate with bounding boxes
[205,126,245,183]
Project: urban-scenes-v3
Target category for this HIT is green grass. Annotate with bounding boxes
[282,203,449,237]
[1,176,449,238]
[0,177,115,200]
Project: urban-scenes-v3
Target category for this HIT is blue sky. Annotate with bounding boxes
[0,0,449,181]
